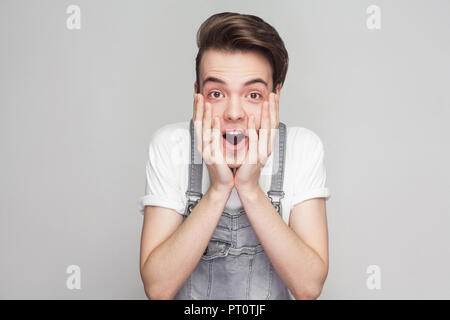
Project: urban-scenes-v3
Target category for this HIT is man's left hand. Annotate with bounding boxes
[235,92,280,193]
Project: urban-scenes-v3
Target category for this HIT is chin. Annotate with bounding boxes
[224,152,247,168]
[222,142,248,168]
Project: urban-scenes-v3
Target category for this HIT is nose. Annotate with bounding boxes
[223,95,246,122]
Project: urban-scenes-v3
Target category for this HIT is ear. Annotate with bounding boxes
[194,82,198,94]
[275,83,281,96]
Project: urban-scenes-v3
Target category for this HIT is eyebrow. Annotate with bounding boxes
[202,76,268,89]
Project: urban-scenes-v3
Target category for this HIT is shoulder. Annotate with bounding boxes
[150,121,190,145]
[286,125,324,154]
[147,121,190,153]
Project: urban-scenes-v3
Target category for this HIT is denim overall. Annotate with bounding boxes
[174,120,290,300]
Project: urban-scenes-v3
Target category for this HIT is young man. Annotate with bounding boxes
[138,12,331,300]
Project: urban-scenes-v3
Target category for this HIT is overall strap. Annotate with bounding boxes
[184,119,203,218]
[267,122,287,215]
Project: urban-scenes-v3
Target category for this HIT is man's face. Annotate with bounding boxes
[196,48,280,168]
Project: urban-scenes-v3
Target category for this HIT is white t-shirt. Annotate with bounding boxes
[138,121,331,225]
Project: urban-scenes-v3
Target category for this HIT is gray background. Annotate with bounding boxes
[1,0,449,299]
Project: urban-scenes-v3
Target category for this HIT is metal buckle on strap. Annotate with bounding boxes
[185,202,196,214]
[267,190,285,203]
[184,191,203,216]
[273,202,282,213]
[267,191,284,213]
[185,190,203,201]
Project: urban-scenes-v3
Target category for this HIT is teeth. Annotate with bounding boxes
[225,130,245,136]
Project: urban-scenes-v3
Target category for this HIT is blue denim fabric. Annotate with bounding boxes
[174,207,290,300]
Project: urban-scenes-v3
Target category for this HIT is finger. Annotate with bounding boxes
[194,94,203,155]
[269,127,276,158]
[259,101,269,165]
[194,93,204,123]
[248,115,258,165]
[203,99,212,137]
[202,102,212,164]
[261,99,270,129]
[212,116,223,164]
[269,93,277,129]
[269,93,277,156]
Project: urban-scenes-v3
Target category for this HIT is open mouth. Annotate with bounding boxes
[222,130,247,151]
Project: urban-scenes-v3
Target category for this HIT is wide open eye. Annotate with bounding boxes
[208,90,224,99]
[249,92,262,99]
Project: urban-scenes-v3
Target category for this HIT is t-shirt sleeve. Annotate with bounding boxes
[290,129,331,207]
[137,127,186,216]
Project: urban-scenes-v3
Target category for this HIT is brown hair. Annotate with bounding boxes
[195,12,289,93]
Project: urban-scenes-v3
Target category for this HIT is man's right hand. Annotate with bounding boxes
[193,93,235,194]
